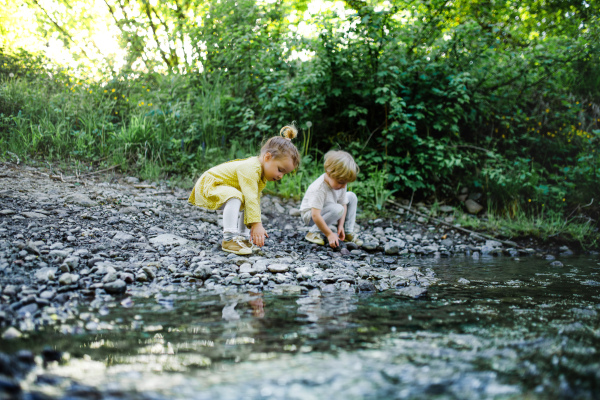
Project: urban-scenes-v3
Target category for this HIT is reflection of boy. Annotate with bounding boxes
[300,150,362,248]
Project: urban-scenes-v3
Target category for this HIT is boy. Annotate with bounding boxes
[299,150,362,248]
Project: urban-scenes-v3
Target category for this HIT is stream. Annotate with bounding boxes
[2,254,599,399]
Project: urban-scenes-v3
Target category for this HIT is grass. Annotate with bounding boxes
[1,67,597,249]
[455,209,599,250]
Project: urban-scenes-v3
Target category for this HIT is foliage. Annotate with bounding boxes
[1,0,599,244]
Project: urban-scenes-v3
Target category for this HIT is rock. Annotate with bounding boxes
[251,260,270,273]
[58,273,77,286]
[64,193,98,207]
[22,212,47,219]
[439,205,454,213]
[441,238,454,247]
[457,278,470,284]
[239,263,252,273]
[395,286,427,298]
[549,260,564,267]
[358,280,376,292]
[49,250,69,260]
[2,327,23,339]
[149,234,188,246]
[193,265,212,279]
[125,177,140,184]
[384,242,400,255]
[113,232,135,243]
[363,241,379,251]
[104,279,127,294]
[289,208,301,217]
[135,272,148,282]
[63,256,79,269]
[268,264,290,273]
[35,267,57,282]
[464,199,483,214]
[25,241,41,255]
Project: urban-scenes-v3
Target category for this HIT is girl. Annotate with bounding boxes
[188,126,300,255]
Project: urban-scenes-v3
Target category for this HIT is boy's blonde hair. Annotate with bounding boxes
[324,150,359,183]
[260,125,301,168]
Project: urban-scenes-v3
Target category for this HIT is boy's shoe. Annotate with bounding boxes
[241,239,260,253]
[305,232,325,245]
[344,233,363,247]
[222,237,252,255]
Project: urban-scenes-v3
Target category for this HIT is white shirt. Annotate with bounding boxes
[300,174,348,220]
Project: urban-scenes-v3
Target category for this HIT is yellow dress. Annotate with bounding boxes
[188,156,266,226]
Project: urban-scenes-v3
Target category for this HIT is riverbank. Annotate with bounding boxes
[1,160,586,335]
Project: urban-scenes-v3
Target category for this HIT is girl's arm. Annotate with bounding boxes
[237,166,262,226]
[250,222,268,247]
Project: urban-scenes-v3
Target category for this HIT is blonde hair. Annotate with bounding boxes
[324,150,359,183]
[260,124,301,168]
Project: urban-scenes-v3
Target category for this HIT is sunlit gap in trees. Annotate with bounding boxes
[1,0,387,79]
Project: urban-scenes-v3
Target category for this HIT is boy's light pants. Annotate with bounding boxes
[305,192,357,234]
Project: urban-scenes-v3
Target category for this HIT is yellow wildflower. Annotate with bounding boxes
[112,88,115,92]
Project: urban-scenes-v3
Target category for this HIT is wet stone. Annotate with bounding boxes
[104,279,127,294]
[395,286,428,298]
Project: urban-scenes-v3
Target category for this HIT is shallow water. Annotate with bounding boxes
[3,255,600,399]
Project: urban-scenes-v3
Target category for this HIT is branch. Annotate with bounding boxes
[387,199,524,249]
[141,0,173,67]
[28,0,91,60]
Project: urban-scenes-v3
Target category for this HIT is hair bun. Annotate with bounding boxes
[280,124,298,140]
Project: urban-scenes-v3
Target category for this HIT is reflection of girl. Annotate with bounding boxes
[248,295,265,318]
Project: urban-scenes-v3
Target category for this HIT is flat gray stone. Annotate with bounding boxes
[113,232,135,243]
[65,193,98,207]
[465,199,483,214]
[268,263,290,273]
[395,286,427,299]
[2,327,22,339]
[104,279,127,294]
[149,234,188,246]
[22,212,47,219]
[35,267,57,282]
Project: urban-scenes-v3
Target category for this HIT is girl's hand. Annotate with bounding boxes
[327,232,340,248]
[250,222,268,247]
[337,226,345,241]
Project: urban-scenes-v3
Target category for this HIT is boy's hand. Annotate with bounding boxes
[337,226,345,241]
[250,222,268,247]
[327,232,340,248]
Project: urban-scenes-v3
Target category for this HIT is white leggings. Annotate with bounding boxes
[222,198,249,237]
[306,192,357,233]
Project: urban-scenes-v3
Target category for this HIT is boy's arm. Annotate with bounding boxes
[337,204,348,241]
[311,208,340,248]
